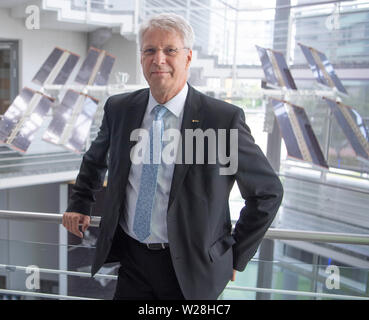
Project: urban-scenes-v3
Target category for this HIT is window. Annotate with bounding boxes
[0,41,18,115]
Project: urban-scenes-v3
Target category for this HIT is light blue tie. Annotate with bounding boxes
[133,105,167,241]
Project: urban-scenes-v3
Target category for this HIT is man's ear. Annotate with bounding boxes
[186,49,192,69]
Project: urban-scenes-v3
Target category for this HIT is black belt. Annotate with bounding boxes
[120,228,169,250]
[144,243,169,250]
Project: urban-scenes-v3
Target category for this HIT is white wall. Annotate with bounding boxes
[100,33,140,85]
[0,8,88,91]
[0,7,142,90]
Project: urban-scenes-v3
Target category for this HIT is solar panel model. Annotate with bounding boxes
[256,45,297,90]
[0,87,54,153]
[298,43,347,95]
[0,46,116,154]
[324,97,369,161]
[42,47,116,153]
[271,98,328,168]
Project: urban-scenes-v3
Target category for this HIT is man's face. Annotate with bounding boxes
[140,28,192,97]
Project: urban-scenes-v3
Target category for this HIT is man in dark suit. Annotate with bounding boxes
[62,13,283,300]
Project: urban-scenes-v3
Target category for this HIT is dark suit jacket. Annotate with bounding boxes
[67,83,283,299]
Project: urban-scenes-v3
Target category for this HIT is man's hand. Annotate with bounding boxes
[231,270,237,281]
[62,212,90,238]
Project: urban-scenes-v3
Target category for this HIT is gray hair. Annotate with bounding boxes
[138,13,195,49]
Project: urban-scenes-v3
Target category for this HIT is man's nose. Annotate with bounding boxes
[153,49,167,64]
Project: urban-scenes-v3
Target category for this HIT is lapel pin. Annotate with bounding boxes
[192,119,199,123]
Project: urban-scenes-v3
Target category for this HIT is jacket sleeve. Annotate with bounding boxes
[66,98,111,216]
[231,108,283,271]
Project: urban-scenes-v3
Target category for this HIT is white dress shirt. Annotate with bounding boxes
[119,83,188,243]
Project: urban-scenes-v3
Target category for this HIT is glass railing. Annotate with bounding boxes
[0,238,114,300]
[220,258,369,300]
[1,210,369,300]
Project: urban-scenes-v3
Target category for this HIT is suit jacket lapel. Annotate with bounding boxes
[168,84,205,211]
[118,89,149,190]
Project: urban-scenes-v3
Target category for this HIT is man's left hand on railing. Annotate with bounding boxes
[62,212,90,238]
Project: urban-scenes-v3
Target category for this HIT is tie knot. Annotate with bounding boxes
[153,105,167,121]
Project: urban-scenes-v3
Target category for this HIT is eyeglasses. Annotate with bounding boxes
[141,47,189,57]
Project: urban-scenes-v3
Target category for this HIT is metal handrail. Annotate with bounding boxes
[0,210,99,225]
[1,286,368,300]
[0,264,116,280]
[264,228,369,245]
[1,210,369,245]
[1,261,368,300]
[1,285,368,301]
[278,172,369,196]
[0,289,99,300]
[225,286,369,300]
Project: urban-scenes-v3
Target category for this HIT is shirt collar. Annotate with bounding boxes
[147,83,188,118]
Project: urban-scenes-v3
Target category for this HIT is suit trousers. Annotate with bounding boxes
[112,226,185,300]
